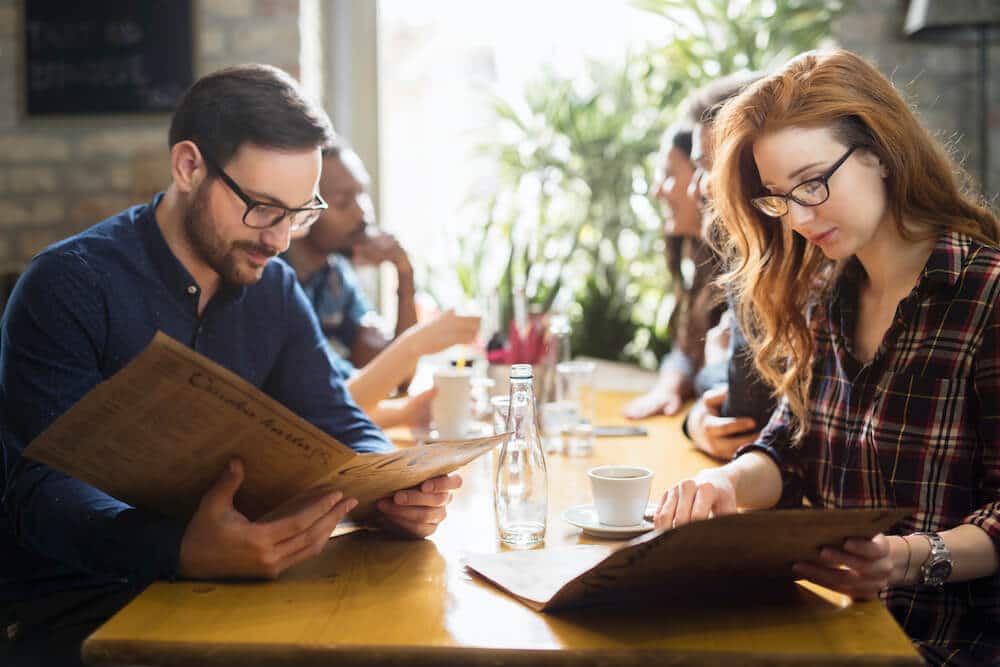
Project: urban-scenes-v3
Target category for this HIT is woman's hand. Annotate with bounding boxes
[367,388,438,431]
[653,467,737,530]
[623,371,690,419]
[408,309,481,357]
[792,534,893,600]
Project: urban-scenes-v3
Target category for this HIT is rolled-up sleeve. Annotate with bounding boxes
[735,397,805,508]
[966,293,1000,547]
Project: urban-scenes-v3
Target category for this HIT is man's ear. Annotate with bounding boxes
[171,140,208,194]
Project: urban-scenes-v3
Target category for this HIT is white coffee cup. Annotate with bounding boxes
[587,465,653,526]
[431,367,473,439]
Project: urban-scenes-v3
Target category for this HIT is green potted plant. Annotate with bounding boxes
[447,0,851,368]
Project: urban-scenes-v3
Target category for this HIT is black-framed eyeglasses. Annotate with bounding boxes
[202,155,328,231]
[750,145,857,218]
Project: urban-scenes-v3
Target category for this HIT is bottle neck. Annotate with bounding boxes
[509,379,536,404]
[507,378,538,436]
[510,376,535,391]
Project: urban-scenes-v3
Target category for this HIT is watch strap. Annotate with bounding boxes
[914,531,951,587]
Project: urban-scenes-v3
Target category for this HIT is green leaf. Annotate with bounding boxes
[446,0,846,363]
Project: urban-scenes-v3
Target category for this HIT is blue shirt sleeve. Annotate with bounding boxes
[262,273,392,455]
[659,345,696,378]
[0,251,188,588]
[330,257,375,349]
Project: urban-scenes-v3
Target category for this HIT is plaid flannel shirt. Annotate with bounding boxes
[741,232,1000,665]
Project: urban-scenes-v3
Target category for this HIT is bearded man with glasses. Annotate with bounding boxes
[0,64,462,667]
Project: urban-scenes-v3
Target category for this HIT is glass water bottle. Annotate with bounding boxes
[494,364,548,547]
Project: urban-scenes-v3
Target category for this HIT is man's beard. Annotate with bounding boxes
[183,186,276,287]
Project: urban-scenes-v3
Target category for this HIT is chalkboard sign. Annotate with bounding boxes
[25,0,193,115]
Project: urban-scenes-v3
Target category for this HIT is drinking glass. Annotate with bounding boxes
[556,360,597,456]
[490,395,510,436]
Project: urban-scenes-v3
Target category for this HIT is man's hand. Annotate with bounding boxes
[653,467,737,530]
[687,385,760,460]
[375,473,462,538]
[792,534,893,600]
[407,309,481,357]
[623,371,689,419]
[178,459,357,580]
[353,232,413,278]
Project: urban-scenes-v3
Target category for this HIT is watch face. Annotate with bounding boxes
[929,560,953,582]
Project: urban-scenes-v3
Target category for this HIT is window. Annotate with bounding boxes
[376,0,670,307]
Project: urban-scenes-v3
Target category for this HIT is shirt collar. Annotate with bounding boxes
[278,250,342,291]
[137,192,247,307]
[920,231,968,289]
[831,231,969,342]
[298,256,335,292]
[837,231,968,294]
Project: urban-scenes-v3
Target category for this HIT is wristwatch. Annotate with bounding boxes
[914,532,952,587]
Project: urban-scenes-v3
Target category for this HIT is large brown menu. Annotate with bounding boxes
[24,332,504,522]
[465,507,908,611]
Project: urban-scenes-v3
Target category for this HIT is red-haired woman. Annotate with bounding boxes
[653,49,1000,664]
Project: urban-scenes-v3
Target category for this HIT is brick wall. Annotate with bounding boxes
[0,0,308,274]
[833,0,1000,202]
[0,0,996,275]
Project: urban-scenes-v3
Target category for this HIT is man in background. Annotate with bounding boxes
[284,143,417,372]
[285,142,479,427]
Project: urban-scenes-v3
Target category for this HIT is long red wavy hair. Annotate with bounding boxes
[710,49,999,437]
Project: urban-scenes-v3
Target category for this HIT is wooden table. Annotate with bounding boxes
[83,391,921,666]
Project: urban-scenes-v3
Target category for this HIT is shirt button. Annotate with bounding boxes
[186,285,198,295]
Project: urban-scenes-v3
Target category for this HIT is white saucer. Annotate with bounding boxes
[561,503,657,539]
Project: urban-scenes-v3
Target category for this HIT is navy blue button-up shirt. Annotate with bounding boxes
[0,194,391,602]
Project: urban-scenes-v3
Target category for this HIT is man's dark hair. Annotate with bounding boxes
[663,123,693,158]
[684,71,763,127]
[321,134,348,159]
[169,64,335,165]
